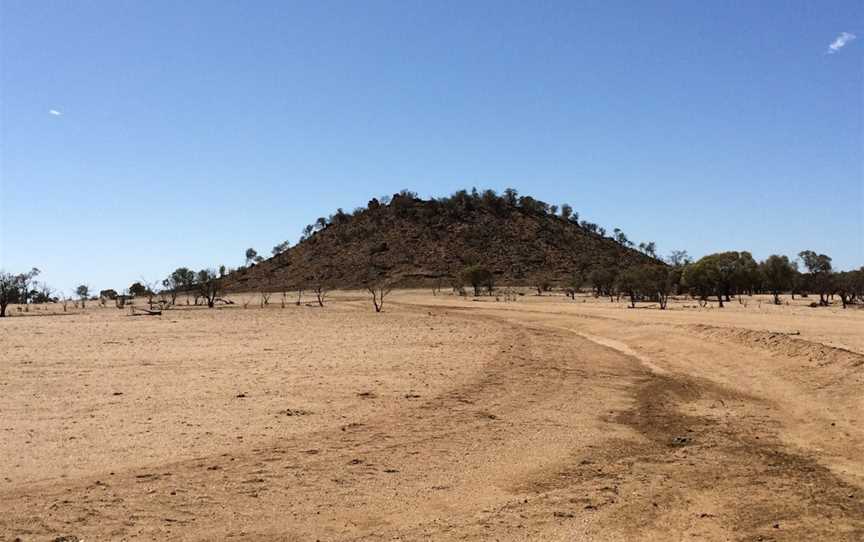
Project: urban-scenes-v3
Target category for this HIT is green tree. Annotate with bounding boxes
[759,255,796,305]
[666,250,691,294]
[588,266,618,301]
[616,267,643,308]
[272,240,291,256]
[129,281,149,297]
[682,252,741,307]
[638,242,658,258]
[461,265,494,297]
[0,271,23,317]
[76,284,90,308]
[642,264,673,310]
[162,267,196,305]
[835,268,864,309]
[564,271,584,299]
[798,251,833,306]
[733,251,760,296]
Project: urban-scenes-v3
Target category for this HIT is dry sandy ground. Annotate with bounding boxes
[1,291,862,541]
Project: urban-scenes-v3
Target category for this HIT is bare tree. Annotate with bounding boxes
[367,281,393,312]
[141,278,161,309]
[432,277,444,296]
[197,269,221,308]
[313,282,328,307]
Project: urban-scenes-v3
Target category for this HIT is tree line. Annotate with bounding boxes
[449,249,863,310]
[3,248,861,317]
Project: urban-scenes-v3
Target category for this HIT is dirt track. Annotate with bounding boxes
[2,292,862,541]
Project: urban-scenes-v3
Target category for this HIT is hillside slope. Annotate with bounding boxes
[222,192,661,292]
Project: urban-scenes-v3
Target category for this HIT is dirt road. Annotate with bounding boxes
[2,292,862,541]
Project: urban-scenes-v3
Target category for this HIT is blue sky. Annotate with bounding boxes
[1,1,861,294]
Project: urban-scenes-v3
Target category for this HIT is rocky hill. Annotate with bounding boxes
[222,190,662,292]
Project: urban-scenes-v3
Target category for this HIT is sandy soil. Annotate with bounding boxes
[1,291,862,541]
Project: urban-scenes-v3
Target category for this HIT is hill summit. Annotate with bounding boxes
[223,189,661,292]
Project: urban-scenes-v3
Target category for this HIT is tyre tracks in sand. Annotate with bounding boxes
[2,300,862,541]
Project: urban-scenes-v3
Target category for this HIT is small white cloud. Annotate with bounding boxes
[49,109,63,116]
[827,32,856,54]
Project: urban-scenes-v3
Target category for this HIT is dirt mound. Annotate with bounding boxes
[688,324,864,370]
[222,191,660,292]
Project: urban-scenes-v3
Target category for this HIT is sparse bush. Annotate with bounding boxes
[530,272,552,296]
[450,275,467,296]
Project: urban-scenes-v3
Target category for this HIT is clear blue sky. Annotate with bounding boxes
[1,1,861,294]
